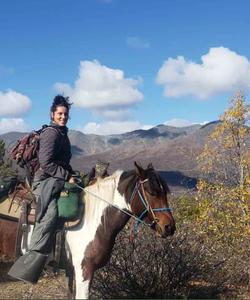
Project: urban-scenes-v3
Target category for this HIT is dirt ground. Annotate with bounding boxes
[0,257,68,299]
[1,256,249,299]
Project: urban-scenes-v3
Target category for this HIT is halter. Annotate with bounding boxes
[128,178,172,233]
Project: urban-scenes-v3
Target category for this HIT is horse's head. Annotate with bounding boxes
[118,162,176,237]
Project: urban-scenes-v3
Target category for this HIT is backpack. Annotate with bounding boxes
[10,125,50,182]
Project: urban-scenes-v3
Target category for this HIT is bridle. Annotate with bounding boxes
[128,178,172,232]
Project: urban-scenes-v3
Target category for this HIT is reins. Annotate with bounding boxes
[74,182,153,228]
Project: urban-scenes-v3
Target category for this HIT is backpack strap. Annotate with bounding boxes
[40,124,63,137]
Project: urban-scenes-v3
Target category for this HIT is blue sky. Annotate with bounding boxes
[0,0,250,135]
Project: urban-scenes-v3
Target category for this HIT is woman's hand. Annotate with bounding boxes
[68,176,76,183]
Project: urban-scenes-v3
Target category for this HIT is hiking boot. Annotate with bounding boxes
[8,251,48,284]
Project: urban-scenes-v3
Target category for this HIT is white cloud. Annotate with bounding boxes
[78,120,153,135]
[164,118,198,127]
[141,124,154,130]
[156,47,250,99]
[0,90,32,116]
[54,83,73,97]
[98,108,132,121]
[54,60,143,115]
[0,118,30,134]
[126,36,150,49]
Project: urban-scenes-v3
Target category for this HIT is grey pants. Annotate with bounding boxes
[29,180,59,254]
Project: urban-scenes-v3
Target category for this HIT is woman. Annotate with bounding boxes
[8,95,76,284]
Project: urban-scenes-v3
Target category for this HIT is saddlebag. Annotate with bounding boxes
[57,182,82,220]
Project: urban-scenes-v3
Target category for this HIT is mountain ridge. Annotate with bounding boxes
[0,122,221,191]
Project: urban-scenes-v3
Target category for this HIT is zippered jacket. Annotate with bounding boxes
[35,123,73,181]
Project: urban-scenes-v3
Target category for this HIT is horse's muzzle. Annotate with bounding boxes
[164,223,175,236]
[155,223,175,238]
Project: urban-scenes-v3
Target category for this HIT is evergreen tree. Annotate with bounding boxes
[0,139,5,166]
[0,139,17,177]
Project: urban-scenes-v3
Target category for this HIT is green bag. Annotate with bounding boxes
[57,182,82,219]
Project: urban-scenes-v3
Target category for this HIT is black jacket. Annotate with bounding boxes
[35,124,73,181]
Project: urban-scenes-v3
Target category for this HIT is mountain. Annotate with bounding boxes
[0,121,220,191]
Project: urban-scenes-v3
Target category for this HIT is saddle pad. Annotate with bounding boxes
[0,196,21,219]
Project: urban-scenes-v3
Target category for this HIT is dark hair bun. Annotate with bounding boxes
[50,95,72,113]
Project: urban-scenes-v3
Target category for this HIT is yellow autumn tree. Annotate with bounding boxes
[196,91,250,243]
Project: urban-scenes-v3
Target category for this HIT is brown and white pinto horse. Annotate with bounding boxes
[65,162,175,299]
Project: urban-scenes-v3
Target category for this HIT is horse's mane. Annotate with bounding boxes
[83,170,126,225]
[147,169,170,195]
[117,170,137,199]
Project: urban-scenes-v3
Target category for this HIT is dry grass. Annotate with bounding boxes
[0,257,68,299]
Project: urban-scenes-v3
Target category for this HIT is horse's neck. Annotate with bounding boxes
[97,206,130,239]
[83,171,130,231]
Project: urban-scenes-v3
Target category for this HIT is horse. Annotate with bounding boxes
[0,216,18,258]
[0,182,35,260]
[65,162,175,299]
[0,162,175,299]
[0,216,34,260]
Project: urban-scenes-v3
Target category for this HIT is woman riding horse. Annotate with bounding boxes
[8,95,77,283]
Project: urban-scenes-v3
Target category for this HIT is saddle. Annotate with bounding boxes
[0,180,36,223]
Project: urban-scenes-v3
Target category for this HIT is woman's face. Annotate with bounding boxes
[51,105,69,127]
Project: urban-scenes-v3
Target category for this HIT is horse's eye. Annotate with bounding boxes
[145,185,157,196]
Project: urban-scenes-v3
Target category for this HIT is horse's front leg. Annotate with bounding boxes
[65,251,92,300]
[73,258,94,300]
[73,239,111,299]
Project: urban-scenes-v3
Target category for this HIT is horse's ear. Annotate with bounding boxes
[134,161,146,178]
[147,163,154,170]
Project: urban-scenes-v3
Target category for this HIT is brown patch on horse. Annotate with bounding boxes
[81,206,129,281]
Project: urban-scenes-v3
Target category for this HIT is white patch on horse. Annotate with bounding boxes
[76,279,90,300]
[66,170,130,299]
